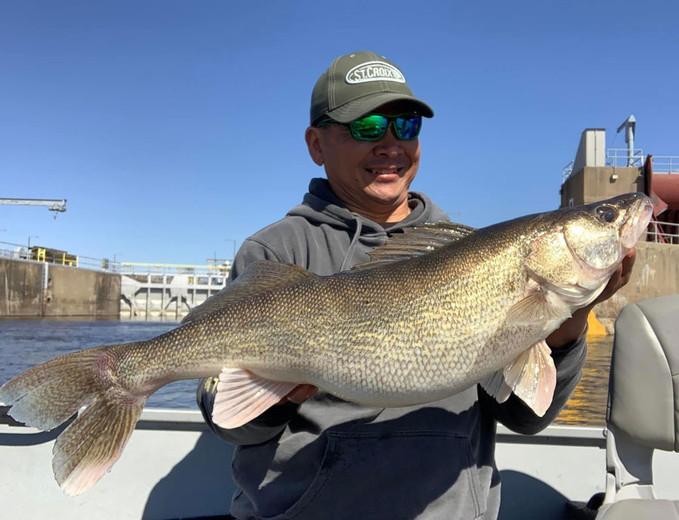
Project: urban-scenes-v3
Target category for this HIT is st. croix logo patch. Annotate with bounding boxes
[345,61,406,84]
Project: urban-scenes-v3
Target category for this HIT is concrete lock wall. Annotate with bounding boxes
[589,241,679,333]
[0,258,45,316]
[625,241,679,300]
[46,264,121,317]
[0,258,121,318]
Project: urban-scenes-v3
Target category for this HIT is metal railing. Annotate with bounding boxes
[0,241,102,270]
[562,160,574,183]
[118,262,231,277]
[606,148,645,168]
[562,148,646,183]
[647,220,679,245]
[650,156,679,174]
[0,241,232,276]
[563,152,678,175]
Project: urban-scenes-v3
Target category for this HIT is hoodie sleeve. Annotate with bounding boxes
[479,334,587,434]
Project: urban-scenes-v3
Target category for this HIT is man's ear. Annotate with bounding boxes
[305,126,324,166]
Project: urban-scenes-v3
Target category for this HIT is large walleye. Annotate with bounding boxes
[0,193,652,495]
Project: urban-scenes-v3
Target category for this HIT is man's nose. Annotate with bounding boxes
[374,126,403,156]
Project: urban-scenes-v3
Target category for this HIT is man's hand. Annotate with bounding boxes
[547,249,637,348]
[282,384,318,404]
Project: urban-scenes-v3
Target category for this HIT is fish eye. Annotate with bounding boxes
[596,205,618,223]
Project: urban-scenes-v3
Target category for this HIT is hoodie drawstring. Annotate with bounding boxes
[340,217,363,272]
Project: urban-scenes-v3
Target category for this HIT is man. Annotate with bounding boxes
[197,51,635,519]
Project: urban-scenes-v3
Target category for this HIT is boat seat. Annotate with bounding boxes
[595,294,679,519]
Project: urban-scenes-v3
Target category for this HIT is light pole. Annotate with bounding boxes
[27,235,39,248]
[113,253,123,272]
[225,239,237,261]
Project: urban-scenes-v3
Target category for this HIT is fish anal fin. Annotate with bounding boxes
[481,370,513,403]
[213,368,297,429]
[503,340,557,417]
[182,261,317,324]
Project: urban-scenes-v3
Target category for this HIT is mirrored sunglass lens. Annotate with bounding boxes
[394,117,422,140]
[350,115,389,140]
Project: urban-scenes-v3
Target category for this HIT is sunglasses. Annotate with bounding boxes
[314,114,422,142]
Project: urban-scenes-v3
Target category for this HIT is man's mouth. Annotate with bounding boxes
[366,167,403,175]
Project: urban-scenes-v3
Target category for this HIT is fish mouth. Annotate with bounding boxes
[620,196,653,249]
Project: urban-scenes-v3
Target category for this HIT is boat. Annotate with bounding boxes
[2,294,678,519]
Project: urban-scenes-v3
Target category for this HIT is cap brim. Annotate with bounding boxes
[326,93,434,123]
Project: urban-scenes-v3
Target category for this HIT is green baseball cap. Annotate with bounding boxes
[310,51,434,125]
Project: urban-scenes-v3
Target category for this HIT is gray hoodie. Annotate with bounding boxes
[197,178,586,520]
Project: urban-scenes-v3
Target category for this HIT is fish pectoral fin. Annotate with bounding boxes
[502,340,557,417]
[480,371,513,403]
[505,290,567,325]
[212,368,297,429]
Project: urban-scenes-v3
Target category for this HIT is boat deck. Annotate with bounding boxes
[2,408,677,519]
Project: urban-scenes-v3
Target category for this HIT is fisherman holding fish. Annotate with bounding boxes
[195,51,637,519]
[0,50,645,517]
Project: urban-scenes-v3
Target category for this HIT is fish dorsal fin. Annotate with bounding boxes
[481,340,557,417]
[212,368,297,429]
[354,221,476,269]
[182,261,317,324]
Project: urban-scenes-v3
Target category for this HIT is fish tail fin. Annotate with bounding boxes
[0,344,147,495]
[54,386,145,495]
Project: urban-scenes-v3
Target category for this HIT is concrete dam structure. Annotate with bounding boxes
[0,257,120,318]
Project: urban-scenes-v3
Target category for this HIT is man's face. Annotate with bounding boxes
[305,103,421,223]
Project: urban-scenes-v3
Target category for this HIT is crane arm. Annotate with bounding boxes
[0,198,67,212]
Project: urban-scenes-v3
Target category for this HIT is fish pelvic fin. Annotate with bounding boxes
[481,340,557,417]
[0,343,147,495]
[212,368,296,429]
[505,340,557,417]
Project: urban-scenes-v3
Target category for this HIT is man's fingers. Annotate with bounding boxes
[594,249,637,306]
[285,384,318,404]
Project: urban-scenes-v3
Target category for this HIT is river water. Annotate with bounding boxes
[0,319,197,409]
[554,335,613,427]
[0,320,613,425]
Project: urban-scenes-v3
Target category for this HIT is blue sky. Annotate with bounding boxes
[1,1,677,266]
